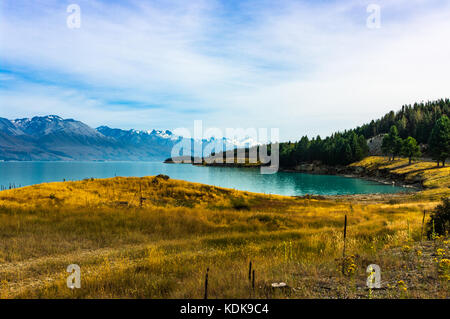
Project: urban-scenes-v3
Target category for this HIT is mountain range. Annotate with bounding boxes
[0,115,257,161]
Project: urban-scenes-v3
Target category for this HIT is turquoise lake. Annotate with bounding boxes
[0,161,412,196]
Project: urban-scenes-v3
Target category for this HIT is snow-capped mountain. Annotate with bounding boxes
[97,126,180,143]
[148,129,179,140]
[12,115,101,138]
[0,115,258,161]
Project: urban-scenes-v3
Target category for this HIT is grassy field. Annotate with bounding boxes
[0,157,448,298]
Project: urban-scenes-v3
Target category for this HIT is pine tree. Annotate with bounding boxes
[343,143,353,164]
[381,125,403,160]
[401,137,421,165]
[429,115,450,166]
[358,135,369,159]
[350,133,361,161]
[381,133,391,160]
[392,135,403,161]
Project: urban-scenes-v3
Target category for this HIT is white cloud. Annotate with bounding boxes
[1,0,449,140]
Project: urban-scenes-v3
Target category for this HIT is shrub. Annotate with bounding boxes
[231,198,250,210]
[427,197,450,238]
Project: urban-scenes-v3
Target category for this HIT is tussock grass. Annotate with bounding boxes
[0,158,449,298]
[351,156,450,189]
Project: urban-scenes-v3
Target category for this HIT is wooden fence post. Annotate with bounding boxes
[342,214,347,275]
[204,268,209,299]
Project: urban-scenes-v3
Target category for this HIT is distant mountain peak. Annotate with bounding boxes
[150,129,175,139]
[98,126,177,140]
[13,115,64,123]
[41,115,63,120]
[0,115,258,161]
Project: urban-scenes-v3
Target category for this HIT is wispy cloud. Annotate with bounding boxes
[1,0,449,139]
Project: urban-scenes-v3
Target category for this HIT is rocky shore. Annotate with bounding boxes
[164,156,425,191]
[283,161,422,190]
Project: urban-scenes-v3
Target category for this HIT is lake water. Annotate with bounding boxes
[0,161,411,196]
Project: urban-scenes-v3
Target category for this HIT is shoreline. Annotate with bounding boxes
[0,157,430,197]
[167,156,425,194]
[280,167,422,191]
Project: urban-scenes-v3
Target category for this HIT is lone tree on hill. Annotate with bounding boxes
[401,136,421,165]
[429,115,450,167]
[381,125,403,160]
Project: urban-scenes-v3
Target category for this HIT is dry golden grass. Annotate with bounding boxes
[0,157,448,299]
[351,156,450,189]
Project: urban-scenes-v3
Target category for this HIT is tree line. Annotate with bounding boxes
[278,99,450,168]
[381,115,450,166]
[279,131,369,167]
[354,99,449,143]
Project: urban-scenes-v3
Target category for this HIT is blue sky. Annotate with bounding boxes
[1,0,450,140]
